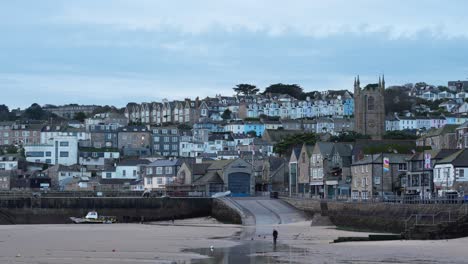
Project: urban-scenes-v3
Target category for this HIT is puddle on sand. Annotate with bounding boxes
[185,241,306,264]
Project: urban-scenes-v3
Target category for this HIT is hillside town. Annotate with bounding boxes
[1,79,468,200]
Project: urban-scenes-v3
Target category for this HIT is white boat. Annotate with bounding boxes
[70,211,117,224]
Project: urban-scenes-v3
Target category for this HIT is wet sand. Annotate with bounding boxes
[0,218,240,264]
[1,219,468,263]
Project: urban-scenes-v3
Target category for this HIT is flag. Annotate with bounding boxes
[424,153,431,169]
[383,157,390,172]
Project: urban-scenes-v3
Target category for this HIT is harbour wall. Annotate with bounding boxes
[0,197,228,225]
[282,197,467,233]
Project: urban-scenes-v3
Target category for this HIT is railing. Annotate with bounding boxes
[0,190,144,199]
[404,208,465,234]
[279,193,468,204]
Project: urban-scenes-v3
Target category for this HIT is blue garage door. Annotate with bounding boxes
[228,172,251,197]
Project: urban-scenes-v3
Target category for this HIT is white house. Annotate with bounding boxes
[316,118,334,134]
[112,159,151,179]
[420,91,438,101]
[438,91,455,100]
[0,156,19,171]
[398,117,417,130]
[433,149,468,196]
[457,102,468,114]
[24,136,78,166]
[79,150,120,167]
[224,122,245,134]
[385,117,400,131]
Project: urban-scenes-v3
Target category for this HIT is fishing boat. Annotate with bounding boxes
[70,211,117,224]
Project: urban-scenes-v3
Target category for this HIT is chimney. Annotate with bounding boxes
[196,157,203,164]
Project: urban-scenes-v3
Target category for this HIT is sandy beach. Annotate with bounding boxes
[1,218,468,263]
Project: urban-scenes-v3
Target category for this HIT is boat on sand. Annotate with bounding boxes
[70,211,117,224]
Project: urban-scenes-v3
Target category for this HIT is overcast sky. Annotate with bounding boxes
[1,0,468,108]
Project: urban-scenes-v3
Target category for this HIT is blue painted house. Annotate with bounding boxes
[343,98,354,116]
[244,121,265,136]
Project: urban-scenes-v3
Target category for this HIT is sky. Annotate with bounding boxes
[1,0,468,109]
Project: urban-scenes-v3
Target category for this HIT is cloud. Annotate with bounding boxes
[48,0,468,39]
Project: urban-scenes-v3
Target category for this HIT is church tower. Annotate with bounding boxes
[354,75,385,140]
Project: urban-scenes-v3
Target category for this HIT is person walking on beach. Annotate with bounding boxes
[272,229,278,245]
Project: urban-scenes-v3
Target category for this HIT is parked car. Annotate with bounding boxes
[403,193,421,204]
[376,192,397,202]
[442,191,460,204]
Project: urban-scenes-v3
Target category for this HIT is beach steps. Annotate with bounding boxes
[403,213,468,240]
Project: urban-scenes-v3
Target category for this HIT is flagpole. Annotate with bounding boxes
[382,152,384,196]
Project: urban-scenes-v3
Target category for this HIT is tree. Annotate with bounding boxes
[23,103,45,120]
[244,117,260,121]
[233,84,259,95]
[246,130,257,138]
[263,83,303,99]
[221,109,232,120]
[0,104,13,121]
[384,86,415,114]
[274,133,317,156]
[5,145,18,154]
[329,131,371,142]
[383,131,418,140]
[177,124,192,130]
[73,112,87,122]
[92,105,114,115]
[415,82,428,89]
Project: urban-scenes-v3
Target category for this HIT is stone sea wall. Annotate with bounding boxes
[0,197,217,224]
[282,197,467,233]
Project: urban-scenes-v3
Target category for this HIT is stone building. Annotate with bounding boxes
[354,75,386,140]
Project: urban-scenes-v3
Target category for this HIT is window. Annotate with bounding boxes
[164,144,170,150]
[59,151,69,157]
[165,167,172,174]
[45,151,51,157]
[361,166,364,173]
[60,141,69,147]
[398,163,407,171]
[154,136,160,142]
[146,167,153,174]
[133,170,137,176]
[172,137,178,142]
[365,165,368,173]
[164,137,170,142]
[156,167,163,174]
[458,169,465,178]
[26,152,45,157]
[146,177,152,185]
[106,173,112,179]
[172,144,178,150]
[157,178,163,184]
[367,96,375,111]
[162,129,167,134]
